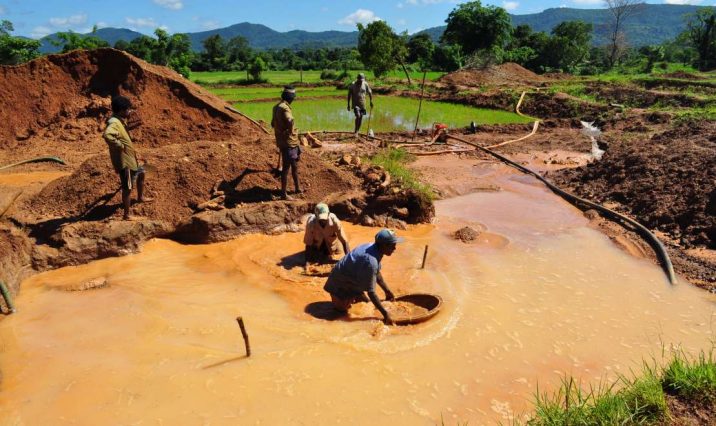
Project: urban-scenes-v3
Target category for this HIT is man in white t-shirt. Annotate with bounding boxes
[303,203,350,265]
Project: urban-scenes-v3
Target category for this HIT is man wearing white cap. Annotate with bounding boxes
[347,72,373,134]
[304,203,350,265]
[323,228,402,325]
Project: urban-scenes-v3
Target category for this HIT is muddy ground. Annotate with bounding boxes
[1,51,714,306]
[0,49,434,300]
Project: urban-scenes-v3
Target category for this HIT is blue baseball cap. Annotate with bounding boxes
[375,229,404,245]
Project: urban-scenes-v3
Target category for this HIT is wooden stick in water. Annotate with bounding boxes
[421,245,429,269]
[236,316,251,357]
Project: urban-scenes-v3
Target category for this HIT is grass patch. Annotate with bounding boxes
[521,348,716,425]
[370,148,433,201]
[208,86,343,102]
[192,70,446,86]
[233,96,532,132]
[662,350,716,404]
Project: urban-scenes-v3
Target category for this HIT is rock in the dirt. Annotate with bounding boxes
[454,226,480,243]
[352,156,361,166]
[583,209,600,220]
[392,207,410,220]
[361,215,376,226]
[339,154,353,165]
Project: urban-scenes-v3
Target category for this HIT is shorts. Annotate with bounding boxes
[281,146,301,164]
[330,294,364,312]
[353,106,367,117]
[118,167,143,191]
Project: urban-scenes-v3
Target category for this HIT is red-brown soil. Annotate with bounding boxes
[16,141,360,227]
[0,48,264,167]
[554,120,715,250]
[438,62,545,87]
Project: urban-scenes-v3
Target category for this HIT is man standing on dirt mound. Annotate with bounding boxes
[347,73,373,134]
[323,229,401,325]
[103,95,150,220]
[271,86,301,200]
[304,203,350,267]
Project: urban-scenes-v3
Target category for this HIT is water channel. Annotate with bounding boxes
[1,165,714,424]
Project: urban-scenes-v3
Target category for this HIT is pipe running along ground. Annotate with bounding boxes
[0,156,66,171]
[446,133,677,285]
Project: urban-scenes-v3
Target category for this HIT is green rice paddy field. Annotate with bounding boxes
[231,96,533,132]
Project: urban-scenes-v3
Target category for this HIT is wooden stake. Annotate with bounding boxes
[236,316,251,357]
[421,245,429,269]
[413,70,428,141]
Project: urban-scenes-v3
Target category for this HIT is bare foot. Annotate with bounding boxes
[137,196,155,203]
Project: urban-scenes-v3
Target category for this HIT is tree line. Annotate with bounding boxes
[1,1,715,77]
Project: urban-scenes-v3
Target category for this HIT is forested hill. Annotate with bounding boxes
[38,4,705,53]
[421,4,704,47]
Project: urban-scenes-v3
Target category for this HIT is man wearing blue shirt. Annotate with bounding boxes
[323,229,402,325]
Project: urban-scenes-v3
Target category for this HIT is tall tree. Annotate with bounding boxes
[53,25,109,53]
[604,0,644,68]
[686,8,716,71]
[407,33,435,70]
[0,20,40,64]
[200,34,227,71]
[441,1,511,56]
[357,21,404,78]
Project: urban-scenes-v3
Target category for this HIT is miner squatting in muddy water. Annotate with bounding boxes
[303,203,350,268]
[323,229,402,325]
[347,73,374,134]
[103,96,153,221]
[271,86,302,200]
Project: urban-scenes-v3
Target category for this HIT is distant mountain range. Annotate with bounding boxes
[39,4,706,54]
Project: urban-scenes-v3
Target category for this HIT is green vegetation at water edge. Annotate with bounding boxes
[208,86,343,101]
[192,70,445,86]
[521,348,716,425]
[370,148,433,202]
[233,96,532,132]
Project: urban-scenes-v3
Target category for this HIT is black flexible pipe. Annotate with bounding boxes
[0,156,66,171]
[447,134,677,285]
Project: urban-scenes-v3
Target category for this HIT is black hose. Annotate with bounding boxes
[447,134,677,285]
[0,156,66,171]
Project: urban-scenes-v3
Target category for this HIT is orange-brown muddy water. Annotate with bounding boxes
[1,169,715,425]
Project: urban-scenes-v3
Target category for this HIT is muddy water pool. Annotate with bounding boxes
[1,172,714,424]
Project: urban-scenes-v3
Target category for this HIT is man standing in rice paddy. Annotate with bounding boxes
[271,85,302,200]
[347,73,373,134]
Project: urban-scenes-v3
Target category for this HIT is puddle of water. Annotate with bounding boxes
[1,175,714,424]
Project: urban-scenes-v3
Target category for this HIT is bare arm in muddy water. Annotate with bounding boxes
[368,290,394,325]
[376,271,395,301]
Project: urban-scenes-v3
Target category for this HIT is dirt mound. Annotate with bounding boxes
[661,71,706,80]
[19,140,360,226]
[0,48,264,166]
[439,63,545,87]
[554,121,716,249]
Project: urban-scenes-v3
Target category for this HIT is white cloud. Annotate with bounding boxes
[503,1,519,10]
[30,26,52,38]
[153,0,183,10]
[125,17,161,29]
[571,0,604,4]
[49,14,88,27]
[338,9,381,25]
[664,0,701,3]
[200,19,221,30]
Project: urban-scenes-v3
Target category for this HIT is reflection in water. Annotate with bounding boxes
[1,175,714,425]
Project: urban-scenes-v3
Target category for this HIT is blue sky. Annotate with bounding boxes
[0,0,708,39]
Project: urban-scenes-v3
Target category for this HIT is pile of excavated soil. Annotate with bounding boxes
[439,62,545,87]
[19,140,360,226]
[0,48,264,166]
[554,121,716,249]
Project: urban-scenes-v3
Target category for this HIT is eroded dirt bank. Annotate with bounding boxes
[0,49,434,300]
